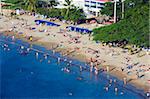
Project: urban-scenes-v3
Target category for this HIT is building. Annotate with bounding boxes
[84,0,112,16]
[56,0,112,17]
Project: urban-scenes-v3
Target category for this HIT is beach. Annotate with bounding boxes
[0,9,150,94]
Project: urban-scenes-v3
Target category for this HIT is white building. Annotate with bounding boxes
[56,0,112,17]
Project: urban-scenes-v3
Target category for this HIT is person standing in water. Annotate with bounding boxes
[57,57,61,64]
[52,50,55,55]
[12,35,15,40]
[27,48,30,52]
[123,77,127,85]
[35,52,39,59]
[115,87,118,95]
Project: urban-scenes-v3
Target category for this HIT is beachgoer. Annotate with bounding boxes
[90,66,93,72]
[123,77,127,85]
[121,67,124,71]
[104,86,109,91]
[30,71,34,75]
[64,58,67,62]
[146,92,150,97]
[21,46,24,49]
[79,66,83,72]
[69,60,72,65]
[35,52,38,58]
[52,50,55,55]
[57,57,61,63]
[120,92,124,95]
[63,67,70,73]
[109,79,113,84]
[44,54,48,59]
[68,92,73,96]
[94,67,98,75]
[40,59,43,62]
[27,48,30,52]
[48,60,51,63]
[115,87,118,95]
[106,66,109,72]
[12,35,15,40]
[29,36,33,41]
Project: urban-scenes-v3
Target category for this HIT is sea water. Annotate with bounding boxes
[0,35,146,99]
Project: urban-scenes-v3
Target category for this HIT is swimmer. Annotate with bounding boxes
[69,60,72,64]
[63,67,70,73]
[104,86,109,91]
[64,58,67,62]
[107,74,110,79]
[109,79,113,84]
[114,79,117,83]
[108,83,111,87]
[4,44,8,48]
[30,71,34,75]
[68,92,73,96]
[77,76,83,80]
[48,60,51,63]
[19,69,22,72]
[40,59,43,62]
[120,92,124,95]
[21,46,24,49]
[146,92,150,97]
[44,54,48,59]
[27,48,30,52]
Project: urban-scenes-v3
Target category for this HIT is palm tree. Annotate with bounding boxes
[48,0,59,8]
[63,0,74,19]
[39,0,58,8]
[24,0,38,12]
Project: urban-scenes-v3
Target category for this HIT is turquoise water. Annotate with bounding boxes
[0,35,146,99]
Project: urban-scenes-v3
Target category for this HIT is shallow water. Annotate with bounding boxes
[0,35,146,99]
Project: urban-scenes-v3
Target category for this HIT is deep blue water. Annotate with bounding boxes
[0,35,146,99]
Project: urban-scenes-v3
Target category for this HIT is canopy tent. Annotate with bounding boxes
[66,26,92,34]
[35,20,60,27]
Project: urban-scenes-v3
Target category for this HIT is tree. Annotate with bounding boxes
[38,0,59,8]
[93,0,149,47]
[63,0,74,19]
[48,0,59,8]
[24,0,38,12]
[100,1,122,20]
[69,7,85,23]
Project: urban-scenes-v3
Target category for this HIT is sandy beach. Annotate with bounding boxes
[0,9,150,93]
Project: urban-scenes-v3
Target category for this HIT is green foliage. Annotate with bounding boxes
[93,0,149,47]
[4,0,85,22]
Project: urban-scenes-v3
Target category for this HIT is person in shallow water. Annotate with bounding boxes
[35,52,39,59]
[3,44,10,51]
[62,67,70,73]
[115,87,118,95]
[20,50,28,55]
[57,57,61,63]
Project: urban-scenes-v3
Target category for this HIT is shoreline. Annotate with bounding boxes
[0,31,149,95]
[0,33,147,98]
[0,10,149,97]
